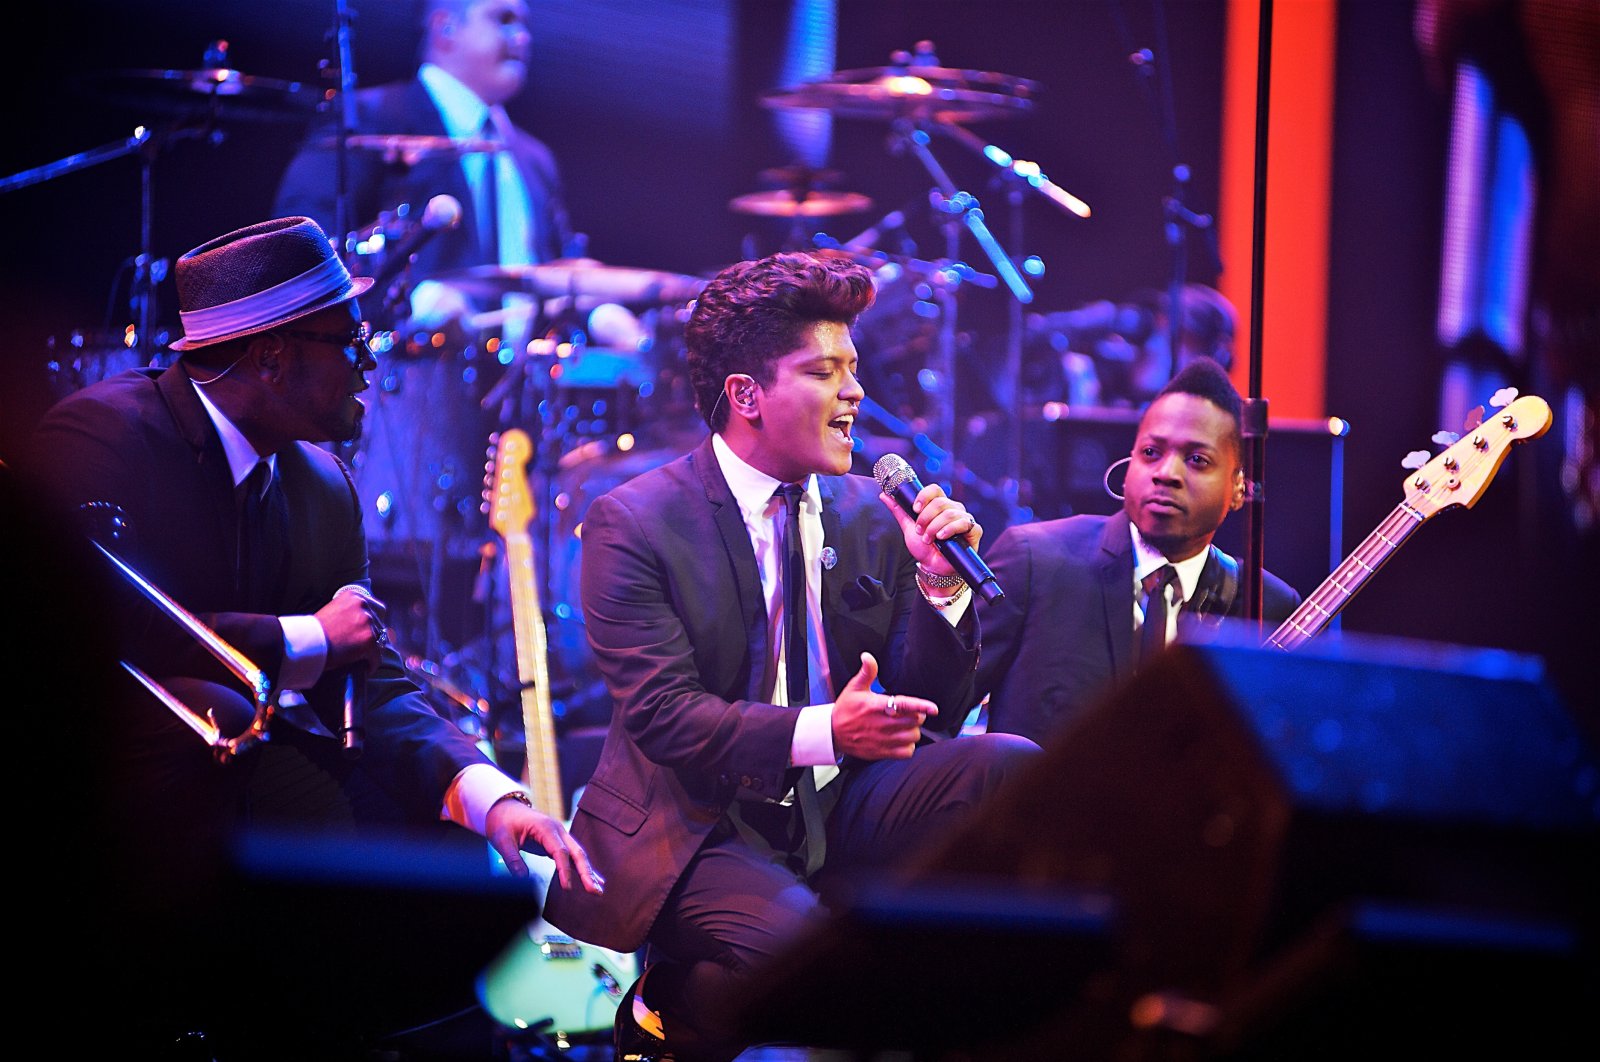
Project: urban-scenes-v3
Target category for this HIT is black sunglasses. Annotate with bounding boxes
[277,326,374,363]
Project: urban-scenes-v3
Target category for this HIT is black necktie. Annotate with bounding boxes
[477,118,501,263]
[238,461,287,613]
[1139,564,1178,671]
[777,483,826,876]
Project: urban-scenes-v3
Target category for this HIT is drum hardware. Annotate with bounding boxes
[766,41,1091,527]
[432,259,708,307]
[759,41,1038,125]
[729,189,874,218]
[82,48,318,125]
[10,40,308,370]
[320,133,501,165]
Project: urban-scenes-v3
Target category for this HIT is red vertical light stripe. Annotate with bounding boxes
[1220,0,1336,419]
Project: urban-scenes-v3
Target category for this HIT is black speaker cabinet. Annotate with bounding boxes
[740,629,1600,1060]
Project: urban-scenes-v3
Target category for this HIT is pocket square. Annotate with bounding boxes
[841,575,889,611]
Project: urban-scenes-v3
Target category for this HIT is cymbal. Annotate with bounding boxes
[730,190,873,218]
[323,134,499,162]
[434,259,707,306]
[89,67,318,122]
[762,65,1037,124]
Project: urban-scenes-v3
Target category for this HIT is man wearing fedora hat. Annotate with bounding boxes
[23,215,603,1044]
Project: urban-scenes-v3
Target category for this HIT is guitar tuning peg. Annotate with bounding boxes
[1489,386,1518,409]
[1432,429,1460,447]
[1462,404,1485,432]
[1401,449,1430,471]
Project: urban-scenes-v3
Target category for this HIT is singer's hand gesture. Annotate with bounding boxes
[831,652,936,760]
[876,480,982,577]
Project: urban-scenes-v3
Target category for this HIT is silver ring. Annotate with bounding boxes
[885,695,899,717]
[375,626,390,647]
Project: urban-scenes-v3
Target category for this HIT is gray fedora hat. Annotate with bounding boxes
[169,216,374,351]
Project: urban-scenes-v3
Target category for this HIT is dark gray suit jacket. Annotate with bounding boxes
[25,364,488,820]
[975,511,1300,746]
[543,437,980,952]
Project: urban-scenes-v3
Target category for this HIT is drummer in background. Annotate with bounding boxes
[1024,282,1237,410]
[274,0,583,348]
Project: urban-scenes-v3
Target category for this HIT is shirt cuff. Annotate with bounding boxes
[442,762,526,836]
[937,593,972,627]
[791,702,838,767]
[278,614,328,691]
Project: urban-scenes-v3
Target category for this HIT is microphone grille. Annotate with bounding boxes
[872,453,914,492]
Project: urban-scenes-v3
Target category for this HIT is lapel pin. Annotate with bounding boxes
[820,546,837,570]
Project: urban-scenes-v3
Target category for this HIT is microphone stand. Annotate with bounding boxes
[330,0,359,253]
[1238,0,1277,627]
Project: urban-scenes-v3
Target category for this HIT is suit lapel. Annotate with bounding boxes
[156,364,239,574]
[1097,513,1137,681]
[816,476,846,692]
[690,440,770,702]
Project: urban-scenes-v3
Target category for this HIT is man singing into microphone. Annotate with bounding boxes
[21,215,602,1052]
[542,251,1040,1061]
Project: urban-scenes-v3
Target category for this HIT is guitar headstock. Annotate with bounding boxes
[1401,392,1552,519]
[485,428,535,539]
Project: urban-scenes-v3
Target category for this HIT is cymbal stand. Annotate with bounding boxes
[0,122,202,367]
[329,0,360,246]
[925,120,1092,519]
[886,118,1033,518]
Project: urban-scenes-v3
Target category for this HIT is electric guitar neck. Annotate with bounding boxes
[1265,393,1551,651]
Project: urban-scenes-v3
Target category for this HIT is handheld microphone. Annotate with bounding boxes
[372,193,463,294]
[341,669,365,758]
[872,454,1004,603]
[334,583,379,758]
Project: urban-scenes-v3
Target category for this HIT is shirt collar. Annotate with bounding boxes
[1129,523,1209,604]
[711,433,817,520]
[191,380,273,489]
[419,63,505,141]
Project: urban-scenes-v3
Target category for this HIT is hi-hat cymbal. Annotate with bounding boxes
[730,190,873,218]
[434,259,707,306]
[323,134,499,162]
[762,65,1037,124]
[88,67,319,122]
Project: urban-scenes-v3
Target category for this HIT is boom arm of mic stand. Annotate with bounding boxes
[896,124,1034,303]
[92,540,275,761]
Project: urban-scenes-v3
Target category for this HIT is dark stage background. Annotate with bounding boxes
[2,0,1588,723]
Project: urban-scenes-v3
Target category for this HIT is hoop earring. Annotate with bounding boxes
[1103,456,1131,500]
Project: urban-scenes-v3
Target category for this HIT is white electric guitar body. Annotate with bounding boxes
[476,428,638,1036]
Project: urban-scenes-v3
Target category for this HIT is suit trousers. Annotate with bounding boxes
[644,731,1039,1059]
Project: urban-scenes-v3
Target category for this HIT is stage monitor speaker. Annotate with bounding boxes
[934,630,1598,1058]
[100,824,544,1060]
[739,630,1600,1060]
